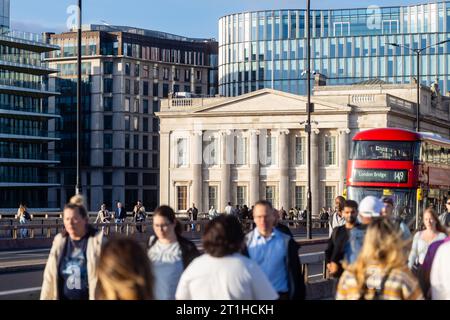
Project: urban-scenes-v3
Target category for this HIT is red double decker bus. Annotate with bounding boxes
[347,128,450,227]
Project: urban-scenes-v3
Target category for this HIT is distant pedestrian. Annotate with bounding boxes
[208,206,218,220]
[329,196,346,237]
[231,205,240,218]
[133,201,146,233]
[17,204,31,238]
[244,200,305,300]
[320,207,329,228]
[279,207,287,220]
[336,218,423,300]
[187,203,198,231]
[41,195,105,300]
[95,203,111,235]
[225,202,233,215]
[148,206,200,300]
[381,196,411,240]
[96,237,153,300]
[408,208,446,276]
[114,202,127,233]
[175,215,278,300]
[273,208,293,238]
[241,205,249,220]
[438,199,450,228]
[325,200,359,279]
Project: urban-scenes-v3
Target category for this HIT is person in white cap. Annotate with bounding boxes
[358,195,384,225]
[345,196,384,265]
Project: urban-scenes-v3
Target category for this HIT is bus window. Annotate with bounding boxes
[350,141,414,161]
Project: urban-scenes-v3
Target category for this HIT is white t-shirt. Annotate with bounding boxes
[430,240,450,300]
[148,240,184,300]
[175,253,278,300]
[225,205,233,215]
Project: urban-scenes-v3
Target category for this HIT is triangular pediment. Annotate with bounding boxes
[192,89,351,114]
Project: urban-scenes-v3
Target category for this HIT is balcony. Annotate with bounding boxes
[0,80,59,98]
[0,55,58,75]
[0,128,60,142]
[0,152,60,165]
[0,30,59,53]
[0,104,60,119]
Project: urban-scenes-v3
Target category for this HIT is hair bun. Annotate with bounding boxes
[69,194,85,207]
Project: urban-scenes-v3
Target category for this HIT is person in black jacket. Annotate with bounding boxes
[147,206,200,300]
[243,200,305,300]
[325,200,359,279]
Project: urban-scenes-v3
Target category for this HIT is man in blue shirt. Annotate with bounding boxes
[244,200,305,300]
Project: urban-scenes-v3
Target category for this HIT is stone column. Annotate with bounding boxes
[192,130,203,212]
[279,129,290,211]
[190,67,196,93]
[220,130,232,212]
[310,129,320,218]
[339,128,350,195]
[159,132,171,206]
[249,129,260,206]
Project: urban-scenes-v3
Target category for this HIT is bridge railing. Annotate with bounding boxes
[0,219,329,240]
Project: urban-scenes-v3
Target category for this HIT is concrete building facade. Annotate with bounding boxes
[158,80,450,215]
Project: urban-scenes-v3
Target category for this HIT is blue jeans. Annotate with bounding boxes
[19,217,28,238]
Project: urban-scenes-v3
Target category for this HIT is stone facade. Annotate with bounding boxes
[158,82,450,215]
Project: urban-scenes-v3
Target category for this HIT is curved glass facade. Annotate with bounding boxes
[219,2,450,96]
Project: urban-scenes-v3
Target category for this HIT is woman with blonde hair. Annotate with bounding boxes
[96,237,153,300]
[41,195,105,300]
[17,204,31,238]
[336,218,423,300]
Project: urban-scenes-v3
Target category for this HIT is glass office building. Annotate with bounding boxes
[218,2,450,96]
[0,0,60,208]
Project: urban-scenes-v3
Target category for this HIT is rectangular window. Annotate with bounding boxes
[163,84,169,98]
[143,99,149,113]
[266,135,277,165]
[125,79,130,94]
[152,153,158,168]
[103,172,112,185]
[133,116,139,131]
[133,153,139,167]
[124,115,130,131]
[208,186,218,210]
[143,173,157,186]
[125,134,130,149]
[104,133,113,149]
[143,153,148,168]
[104,152,112,167]
[125,63,131,76]
[204,136,218,166]
[295,136,305,165]
[153,118,159,133]
[125,152,130,167]
[152,100,159,113]
[163,67,169,80]
[325,186,336,209]
[152,136,159,150]
[143,117,149,132]
[104,78,113,93]
[104,115,112,130]
[177,186,188,211]
[324,136,336,165]
[125,173,138,185]
[135,64,140,77]
[134,99,139,113]
[143,81,149,96]
[265,186,276,206]
[103,189,112,208]
[104,61,113,75]
[124,98,130,112]
[237,186,247,206]
[104,97,113,111]
[176,138,188,167]
[295,186,305,210]
[134,80,140,95]
[185,69,191,81]
[153,83,159,97]
[143,136,149,150]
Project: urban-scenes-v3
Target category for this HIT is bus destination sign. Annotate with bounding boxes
[353,169,408,183]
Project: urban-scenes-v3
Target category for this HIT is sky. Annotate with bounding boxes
[11,0,432,39]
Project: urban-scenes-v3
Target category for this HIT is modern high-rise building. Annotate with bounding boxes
[46,25,218,211]
[0,0,60,209]
[218,2,450,96]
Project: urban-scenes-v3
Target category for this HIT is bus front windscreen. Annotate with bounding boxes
[347,186,416,226]
[350,141,417,161]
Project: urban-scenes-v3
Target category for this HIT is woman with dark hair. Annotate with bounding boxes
[41,195,105,300]
[175,215,278,300]
[147,205,199,300]
[96,237,153,300]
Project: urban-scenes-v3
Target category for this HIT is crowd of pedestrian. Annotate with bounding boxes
[39,193,450,300]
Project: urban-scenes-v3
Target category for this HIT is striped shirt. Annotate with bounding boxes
[336,265,423,300]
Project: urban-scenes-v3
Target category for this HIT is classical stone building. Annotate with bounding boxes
[158,80,450,215]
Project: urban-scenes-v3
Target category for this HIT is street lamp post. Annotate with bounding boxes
[388,40,449,132]
[75,0,82,195]
[306,0,312,239]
